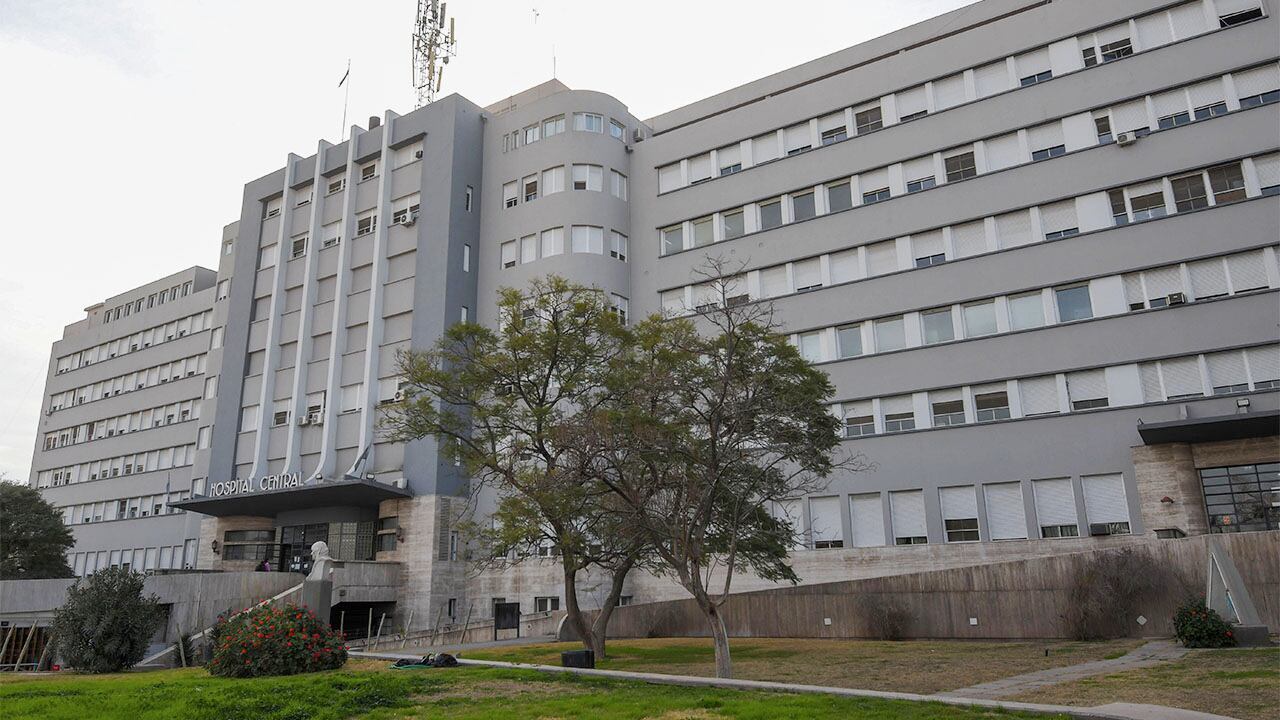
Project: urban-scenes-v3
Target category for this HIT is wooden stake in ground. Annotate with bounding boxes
[16,625,36,670]
[399,608,414,649]
[176,624,187,668]
[458,602,473,646]
[35,632,55,671]
[430,605,444,646]
[374,613,386,649]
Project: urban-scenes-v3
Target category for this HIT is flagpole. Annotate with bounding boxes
[340,59,351,141]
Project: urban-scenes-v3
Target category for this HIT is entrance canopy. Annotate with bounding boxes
[172,478,412,518]
[1137,409,1280,445]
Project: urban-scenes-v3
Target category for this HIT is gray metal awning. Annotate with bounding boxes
[172,478,411,518]
[1137,409,1280,445]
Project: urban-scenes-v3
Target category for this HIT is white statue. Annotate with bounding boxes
[307,540,335,582]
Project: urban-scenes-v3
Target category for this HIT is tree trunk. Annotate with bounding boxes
[700,599,733,678]
[589,557,635,659]
[560,559,599,655]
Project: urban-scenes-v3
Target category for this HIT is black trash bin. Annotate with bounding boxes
[561,649,595,668]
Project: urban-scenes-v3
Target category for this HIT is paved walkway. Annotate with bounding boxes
[392,633,555,656]
[938,640,1190,700]
[350,647,1237,720]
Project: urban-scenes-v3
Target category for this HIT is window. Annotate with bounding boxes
[861,187,890,204]
[759,199,783,230]
[534,596,560,612]
[1094,115,1113,144]
[1130,191,1167,221]
[1170,174,1208,212]
[356,214,377,236]
[360,162,377,181]
[931,398,965,426]
[610,119,626,139]
[974,390,1010,422]
[541,227,564,257]
[915,252,945,269]
[1158,111,1191,130]
[796,332,822,362]
[792,192,816,222]
[1219,7,1264,27]
[843,404,874,437]
[1067,369,1108,410]
[290,237,307,259]
[523,174,538,201]
[854,106,882,134]
[1031,144,1065,161]
[959,301,997,337]
[1239,89,1280,108]
[610,171,628,200]
[1200,464,1280,533]
[1054,285,1092,322]
[1019,70,1052,87]
[520,234,538,264]
[501,241,517,269]
[573,112,603,132]
[1208,163,1246,204]
[1108,188,1129,225]
[721,209,744,240]
[826,182,852,212]
[610,231,628,261]
[890,490,927,545]
[542,114,565,137]
[1082,474,1130,536]
[821,126,847,145]
[1194,102,1228,120]
[1082,46,1097,67]
[944,152,976,182]
[883,409,915,433]
[571,225,604,254]
[1033,478,1079,538]
[503,181,517,208]
[906,175,936,193]
[660,225,683,255]
[836,325,862,358]
[1099,38,1133,62]
[921,308,954,344]
[874,317,906,352]
[691,217,713,247]
[572,164,602,191]
[940,487,980,542]
[610,294,629,324]
[523,124,540,144]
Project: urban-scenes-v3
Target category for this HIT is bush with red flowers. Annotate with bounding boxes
[1172,598,1237,649]
[208,603,347,677]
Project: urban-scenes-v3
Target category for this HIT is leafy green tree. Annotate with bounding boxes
[0,479,75,579]
[53,566,163,672]
[383,277,648,658]
[589,263,868,678]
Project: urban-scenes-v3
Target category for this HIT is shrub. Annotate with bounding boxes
[52,566,163,673]
[863,595,911,640]
[1173,599,1236,648]
[171,632,198,668]
[1063,548,1162,640]
[208,603,347,678]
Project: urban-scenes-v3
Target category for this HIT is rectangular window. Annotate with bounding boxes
[797,332,822,362]
[501,240,517,269]
[1099,38,1133,62]
[861,187,890,204]
[921,308,954,344]
[1019,70,1052,87]
[1108,188,1129,225]
[523,124,540,144]
[718,144,742,176]
[1219,7,1264,27]
[874,317,906,352]
[1170,174,1208,212]
[759,199,783,230]
[931,398,965,426]
[1158,111,1191,129]
[1082,474,1131,536]
[1033,478,1079,538]
[542,115,565,137]
[540,227,564,257]
[660,225,684,255]
[974,390,1011,422]
[503,181,517,208]
[610,231,628,261]
[571,225,604,254]
[290,237,308,259]
[826,182,852,212]
[535,596,561,612]
[573,113,603,133]
[940,486,980,542]
[1067,369,1108,410]
[523,174,538,202]
[906,176,936,193]
[854,106,882,134]
[691,217,713,247]
[610,171,628,200]
[1131,191,1168,221]
[821,126,847,145]
[360,162,377,181]
[610,119,626,139]
[721,210,744,240]
[356,214,376,236]
[962,301,997,337]
[836,325,862,358]
[890,490,927,545]
[1207,163,1247,204]
[572,164,602,191]
[521,234,538,264]
[1094,115,1113,144]
[1194,102,1228,120]
[944,152,977,182]
[843,403,875,437]
[1031,144,1066,161]
[542,166,565,195]
[792,192,816,222]
[1055,285,1092,322]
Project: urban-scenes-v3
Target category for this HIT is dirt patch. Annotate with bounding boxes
[418,677,589,702]
[645,710,731,719]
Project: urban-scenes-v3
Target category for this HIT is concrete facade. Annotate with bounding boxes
[27,0,1280,627]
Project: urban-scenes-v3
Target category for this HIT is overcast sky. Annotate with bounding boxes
[0,0,975,481]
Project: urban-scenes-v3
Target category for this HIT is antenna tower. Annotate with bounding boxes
[412,0,458,108]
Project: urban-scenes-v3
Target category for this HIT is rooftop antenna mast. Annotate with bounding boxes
[412,0,458,108]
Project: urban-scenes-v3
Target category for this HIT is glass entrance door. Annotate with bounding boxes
[279,523,329,574]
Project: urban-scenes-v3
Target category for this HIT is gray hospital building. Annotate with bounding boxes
[28,0,1280,626]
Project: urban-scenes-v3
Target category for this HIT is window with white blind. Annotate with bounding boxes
[1247,346,1280,387]
[1040,200,1079,240]
[502,181,517,208]
[1008,292,1045,330]
[951,221,988,258]
[1027,122,1065,160]
[571,226,604,254]
[996,210,1034,248]
[1032,478,1079,538]
[890,490,928,545]
[874,317,906,352]
[753,131,780,164]
[912,231,945,267]
[1169,1,1211,38]
[896,85,928,120]
[1066,370,1108,409]
[1234,63,1279,103]
[933,73,967,110]
[903,156,937,193]
[866,240,898,276]
[931,388,965,426]
[793,258,822,292]
[1139,362,1164,402]
[783,123,811,155]
[1254,153,1280,193]
[842,400,874,438]
[1109,99,1150,134]
[1082,474,1131,535]
[879,395,914,432]
[572,164,603,191]
[500,241,517,269]
[542,166,565,195]
[773,499,804,550]
[974,61,1010,97]
[1206,350,1250,394]
[688,154,712,184]
[540,227,564,257]
[1188,257,1229,300]
[984,483,1027,540]
[521,235,538,264]
[718,144,742,176]
[940,486,979,542]
[1226,250,1270,292]
[984,133,1023,171]
[850,493,885,547]
[1161,356,1204,399]
[759,267,788,298]
[829,249,858,284]
[809,496,843,548]
[658,164,682,193]
[818,113,847,145]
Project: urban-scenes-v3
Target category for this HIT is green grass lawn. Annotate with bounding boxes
[0,660,1065,720]
[1012,647,1280,720]
[461,637,1144,694]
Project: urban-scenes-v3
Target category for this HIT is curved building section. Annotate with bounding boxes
[477,81,647,328]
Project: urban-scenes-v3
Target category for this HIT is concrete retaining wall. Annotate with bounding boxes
[592,531,1278,640]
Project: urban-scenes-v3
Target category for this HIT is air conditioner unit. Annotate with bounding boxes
[308,412,322,425]
[404,212,418,226]
[1166,292,1187,305]
[1116,131,1138,146]
[414,150,424,159]
[393,390,405,402]
[298,415,310,426]
[631,128,645,143]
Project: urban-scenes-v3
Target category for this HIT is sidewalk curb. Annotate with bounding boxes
[350,649,1236,720]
